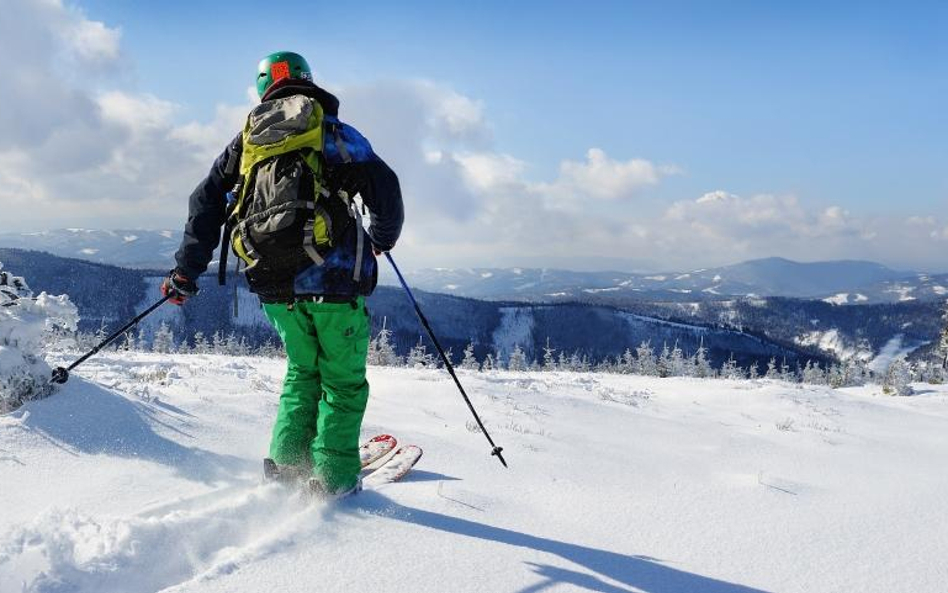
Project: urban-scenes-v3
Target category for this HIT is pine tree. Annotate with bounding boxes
[764,357,779,380]
[542,337,557,371]
[883,357,914,396]
[668,343,686,377]
[508,344,527,371]
[635,342,658,376]
[121,329,137,351]
[152,322,175,354]
[617,348,634,374]
[720,353,744,380]
[778,358,794,383]
[557,351,569,370]
[460,341,479,370]
[212,330,226,354]
[747,362,760,380]
[406,336,435,368]
[693,338,713,378]
[192,331,210,354]
[802,360,826,385]
[370,319,400,366]
[482,353,495,371]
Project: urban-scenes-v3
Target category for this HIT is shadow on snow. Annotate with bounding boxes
[351,490,772,593]
[10,378,252,484]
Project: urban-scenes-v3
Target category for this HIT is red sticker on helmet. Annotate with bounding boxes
[270,61,290,82]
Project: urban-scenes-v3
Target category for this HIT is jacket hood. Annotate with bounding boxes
[261,79,340,116]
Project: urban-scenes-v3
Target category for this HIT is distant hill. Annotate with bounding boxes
[405,257,947,304]
[3,230,944,304]
[0,248,838,371]
[0,228,186,269]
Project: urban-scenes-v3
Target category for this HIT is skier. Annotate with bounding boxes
[162,51,404,498]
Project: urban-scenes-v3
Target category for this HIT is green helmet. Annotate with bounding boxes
[256,51,312,99]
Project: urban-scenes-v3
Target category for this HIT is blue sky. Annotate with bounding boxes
[1,0,947,270]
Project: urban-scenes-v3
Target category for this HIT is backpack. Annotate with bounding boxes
[221,94,376,298]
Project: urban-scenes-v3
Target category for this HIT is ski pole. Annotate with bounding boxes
[50,294,172,384]
[385,253,507,468]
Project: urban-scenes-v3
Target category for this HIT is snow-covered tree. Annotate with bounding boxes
[192,331,210,354]
[542,338,557,371]
[256,339,284,358]
[507,344,528,371]
[764,357,779,380]
[747,362,760,380]
[802,360,826,385]
[152,322,175,354]
[406,336,436,368]
[368,318,400,366]
[778,359,795,383]
[635,342,658,376]
[212,330,227,354]
[459,341,479,370]
[0,263,78,412]
[883,358,914,396]
[692,339,713,379]
[720,354,744,380]
[618,348,635,374]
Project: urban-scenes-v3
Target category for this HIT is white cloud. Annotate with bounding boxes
[554,148,672,200]
[0,3,941,271]
[64,14,121,65]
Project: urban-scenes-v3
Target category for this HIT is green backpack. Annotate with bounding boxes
[226,94,357,279]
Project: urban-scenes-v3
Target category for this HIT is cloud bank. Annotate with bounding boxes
[1,1,945,271]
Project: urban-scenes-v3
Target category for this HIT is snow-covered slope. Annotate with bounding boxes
[2,352,947,593]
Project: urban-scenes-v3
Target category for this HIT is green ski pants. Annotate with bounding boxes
[263,297,370,492]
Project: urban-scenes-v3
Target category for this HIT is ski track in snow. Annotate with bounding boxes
[1,352,948,592]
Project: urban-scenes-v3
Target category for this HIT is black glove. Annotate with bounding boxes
[161,269,199,305]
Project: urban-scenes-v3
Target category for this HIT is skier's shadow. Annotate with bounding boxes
[12,379,251,484]
[352,490,771,593]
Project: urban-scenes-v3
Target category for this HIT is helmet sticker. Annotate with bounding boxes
[270,61,291,82]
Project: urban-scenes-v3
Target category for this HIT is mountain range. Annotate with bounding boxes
[2,229,944,305]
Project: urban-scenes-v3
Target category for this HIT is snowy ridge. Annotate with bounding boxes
[2,351,947,592]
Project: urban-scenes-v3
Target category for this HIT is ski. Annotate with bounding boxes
[360,433,398,468]
[264,433,397,483]
[264,435,420,491]
[363,445,423,488]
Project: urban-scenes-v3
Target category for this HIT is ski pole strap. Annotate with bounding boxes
[385,253,508,468]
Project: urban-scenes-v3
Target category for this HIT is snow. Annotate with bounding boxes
[2,353,947,592]
[581,287,621,293]
[79,248,99,256]
[0,264,78,413]
[823,293,849,305]
[795,329,858,360]
[867,334,923,374]
[491,307,535,359]
[886,284,916,302]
